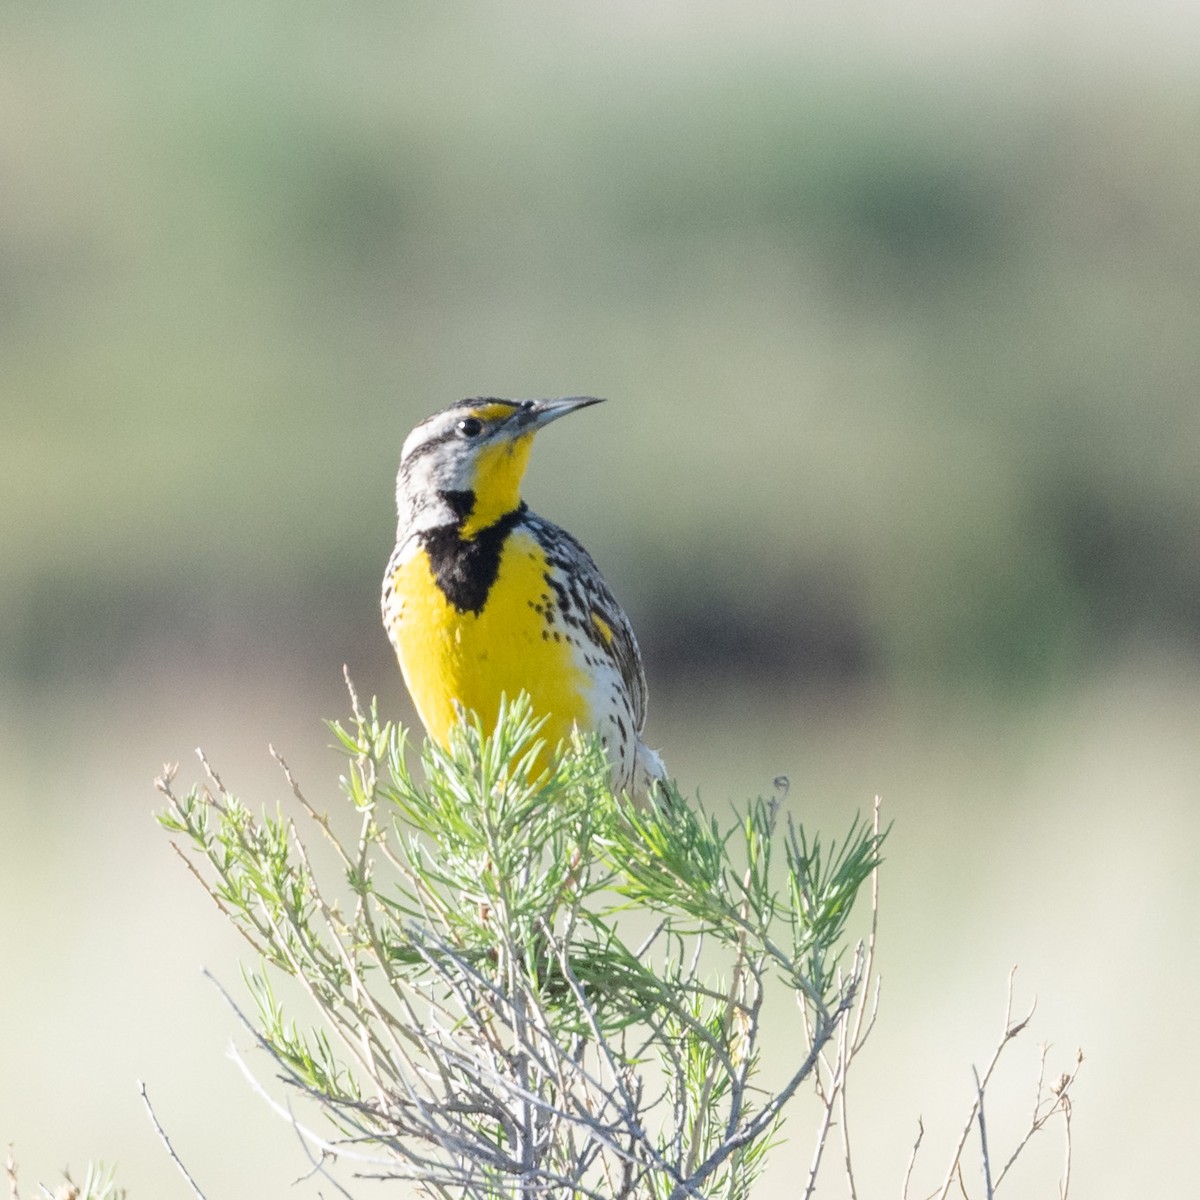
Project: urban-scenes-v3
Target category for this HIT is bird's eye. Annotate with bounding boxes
[456,417,484,438]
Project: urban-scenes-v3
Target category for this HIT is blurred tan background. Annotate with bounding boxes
[3,1,1198,1195]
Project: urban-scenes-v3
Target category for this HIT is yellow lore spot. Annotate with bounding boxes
[471,401,525,424]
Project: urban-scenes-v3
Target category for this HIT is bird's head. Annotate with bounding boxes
[394,396,604,539]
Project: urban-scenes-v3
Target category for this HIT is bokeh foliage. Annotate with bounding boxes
[4,4,1198,693]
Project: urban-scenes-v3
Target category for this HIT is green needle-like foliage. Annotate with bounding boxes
[157,693,885,1200]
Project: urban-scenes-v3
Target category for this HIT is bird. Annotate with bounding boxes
[382,396,666,797]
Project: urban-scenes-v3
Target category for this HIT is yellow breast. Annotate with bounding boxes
[387,527,591,758]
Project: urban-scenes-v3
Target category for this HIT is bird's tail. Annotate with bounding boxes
[632,740,670,806]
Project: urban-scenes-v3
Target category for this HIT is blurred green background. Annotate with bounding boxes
[3,2,1198,1195]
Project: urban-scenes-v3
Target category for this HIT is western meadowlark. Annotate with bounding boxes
[382,397,666,796]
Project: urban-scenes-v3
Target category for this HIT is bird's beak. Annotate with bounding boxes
[513,396,605,430]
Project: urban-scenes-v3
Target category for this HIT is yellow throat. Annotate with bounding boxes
[459,429,533,537]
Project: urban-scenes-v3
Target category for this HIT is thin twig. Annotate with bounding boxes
[936,968,1033,1200]
[1059,1085,1074,1200]
[194,747,231,804]
[224,1043,395,1168]
[342,664,365,728]
[202,971,391,1147]
[6,1144,19,1200]
[285,1095,359,1200]
[803,803,884,1200]
[687,992,853,1192]
[165,840,270,957]
[849,796,883,1054]
[994,1047,1084,1190]
[802,1052,840,1200]
[973,1066,993,1200]
[837,1019,859,1200]
[900,1117,924,1200]
[137,1082,208,1200]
